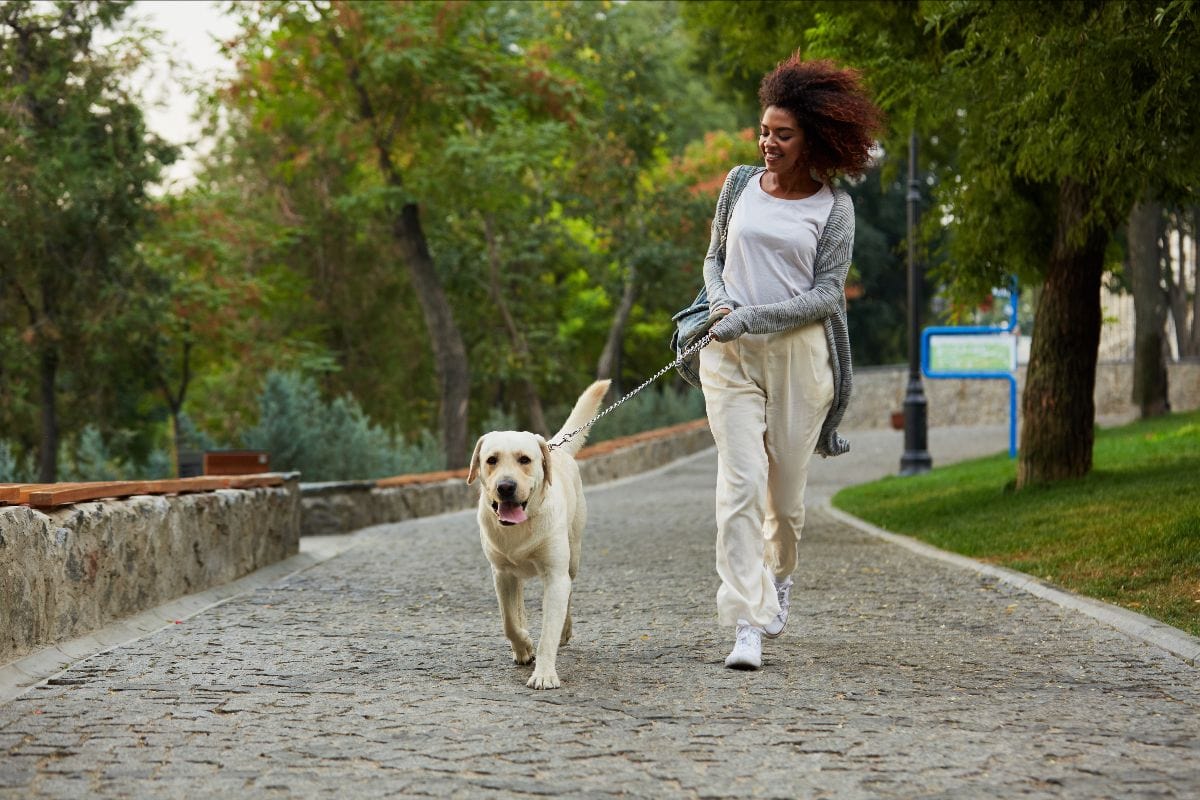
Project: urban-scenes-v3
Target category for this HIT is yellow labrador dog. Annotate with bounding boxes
[467,380,610,690]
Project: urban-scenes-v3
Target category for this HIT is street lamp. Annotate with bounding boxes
[900,130,932,476]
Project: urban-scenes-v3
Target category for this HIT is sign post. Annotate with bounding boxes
[920,286,1020,458]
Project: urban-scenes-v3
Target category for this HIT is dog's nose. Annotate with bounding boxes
[496,479,518,500]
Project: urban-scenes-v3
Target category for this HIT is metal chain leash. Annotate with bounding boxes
[548,332,714,451]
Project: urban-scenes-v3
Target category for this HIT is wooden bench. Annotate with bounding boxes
[203,450,271,476]
[0,475,286,509]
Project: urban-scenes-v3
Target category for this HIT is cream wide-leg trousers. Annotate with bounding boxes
[700,321,835,629]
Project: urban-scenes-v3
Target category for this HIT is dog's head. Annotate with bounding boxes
[466,431,552,526]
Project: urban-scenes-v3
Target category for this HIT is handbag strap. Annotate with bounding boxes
[717,165,759,257]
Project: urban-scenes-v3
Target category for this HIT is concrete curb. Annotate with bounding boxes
[820,501,1200,668]
[0,534,364,704]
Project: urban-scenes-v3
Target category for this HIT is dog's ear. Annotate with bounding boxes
[537,436,552,487]
[466,436,485,485]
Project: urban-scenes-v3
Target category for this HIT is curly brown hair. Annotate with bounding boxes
[758,56,884,179]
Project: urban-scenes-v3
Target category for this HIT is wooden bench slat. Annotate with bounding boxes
[0,484,38,504]
[16,474,289,508]
[140,477,230,494]
[375,468,467,488]
[26,482,152,508]
[225,474,284,489]
[18,483,102,503]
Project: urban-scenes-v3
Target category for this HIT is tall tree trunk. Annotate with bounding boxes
[1192,208,1200,357]
[37,346,58,482]
[596,263,637,398]
[1176,207,1200,358]
[1017,179,1108,489]
[1163,207,1197,359]
[393,204,471,468]
[327,21,472,468]
[482,216,547,436]
[1127,197,1170,417]
[157,338,192,478]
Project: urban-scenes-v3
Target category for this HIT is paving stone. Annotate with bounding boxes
[1,442,1198,798]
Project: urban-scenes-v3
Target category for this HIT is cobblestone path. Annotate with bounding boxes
[2,446,1198,798]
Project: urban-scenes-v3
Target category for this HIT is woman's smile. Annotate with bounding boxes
[759,105,805,174]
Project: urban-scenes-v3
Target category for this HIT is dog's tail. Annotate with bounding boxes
[549,380,612,457]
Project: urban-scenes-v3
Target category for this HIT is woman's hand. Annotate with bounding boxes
[705,306,733,342]
[707,306,732,325]
[709,308,750,342]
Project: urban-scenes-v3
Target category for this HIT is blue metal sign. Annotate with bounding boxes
[920,285,1019,458]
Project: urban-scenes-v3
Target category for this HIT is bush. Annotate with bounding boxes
[58,426,123,482]
[176,412,217,453]
[54,425,174,482]
[242,371,444,482]
[0,441,32,483]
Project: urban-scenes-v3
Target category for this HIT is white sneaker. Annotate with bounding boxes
[762,575,793,639]
[724,621,763,670]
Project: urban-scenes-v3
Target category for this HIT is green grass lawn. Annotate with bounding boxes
[832,409,1200,637]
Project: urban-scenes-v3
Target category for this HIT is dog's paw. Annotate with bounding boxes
[510,640,535,665]
[527,669,560,690]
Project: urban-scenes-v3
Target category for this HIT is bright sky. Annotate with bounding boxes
[125,1,240,189]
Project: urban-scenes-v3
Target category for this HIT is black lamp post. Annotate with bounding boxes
[900,130,932,476]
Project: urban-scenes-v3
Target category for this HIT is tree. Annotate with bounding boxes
[917,1,1199,487]
[1127,198,1170,417]
[0,1,174,480]
[426,109,579,436]
[214,0,585,467]
[545,0,741,395]
[1164,205,1200,360]
[685,0,1200,487]
[133,188,337,470]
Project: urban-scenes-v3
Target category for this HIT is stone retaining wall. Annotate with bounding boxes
[842,359,1200,430]
[1,481,300,665]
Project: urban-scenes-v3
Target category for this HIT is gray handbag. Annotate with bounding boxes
[669,289,712,388]
[670,165,758,388]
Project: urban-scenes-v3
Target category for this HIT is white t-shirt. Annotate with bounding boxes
[723,177,835,307]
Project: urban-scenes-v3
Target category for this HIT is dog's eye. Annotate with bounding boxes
[485,456,498,465]
[518,455,532,465]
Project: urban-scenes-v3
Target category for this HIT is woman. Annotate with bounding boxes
[700,56,883,669]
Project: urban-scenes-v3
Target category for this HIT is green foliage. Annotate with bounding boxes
[833,410,1200,636]
[134,188,339,446]
[59,426,124,483]
[6,1,904,472]
[39,425,174,482]
[844,171,923,366]
[176,412,217,454]
[0,0,176,478]
[684,0,1200,485]
[684,0,1200,297]
[0,441,32,483]
[194,0,753,444]
[241,371,443,482]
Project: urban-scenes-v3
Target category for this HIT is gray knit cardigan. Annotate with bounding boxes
[704,165,854,457]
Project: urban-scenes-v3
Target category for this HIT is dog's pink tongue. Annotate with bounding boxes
[498,502,527,524]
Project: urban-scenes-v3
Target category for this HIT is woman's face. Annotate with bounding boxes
[759,106,806,175]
